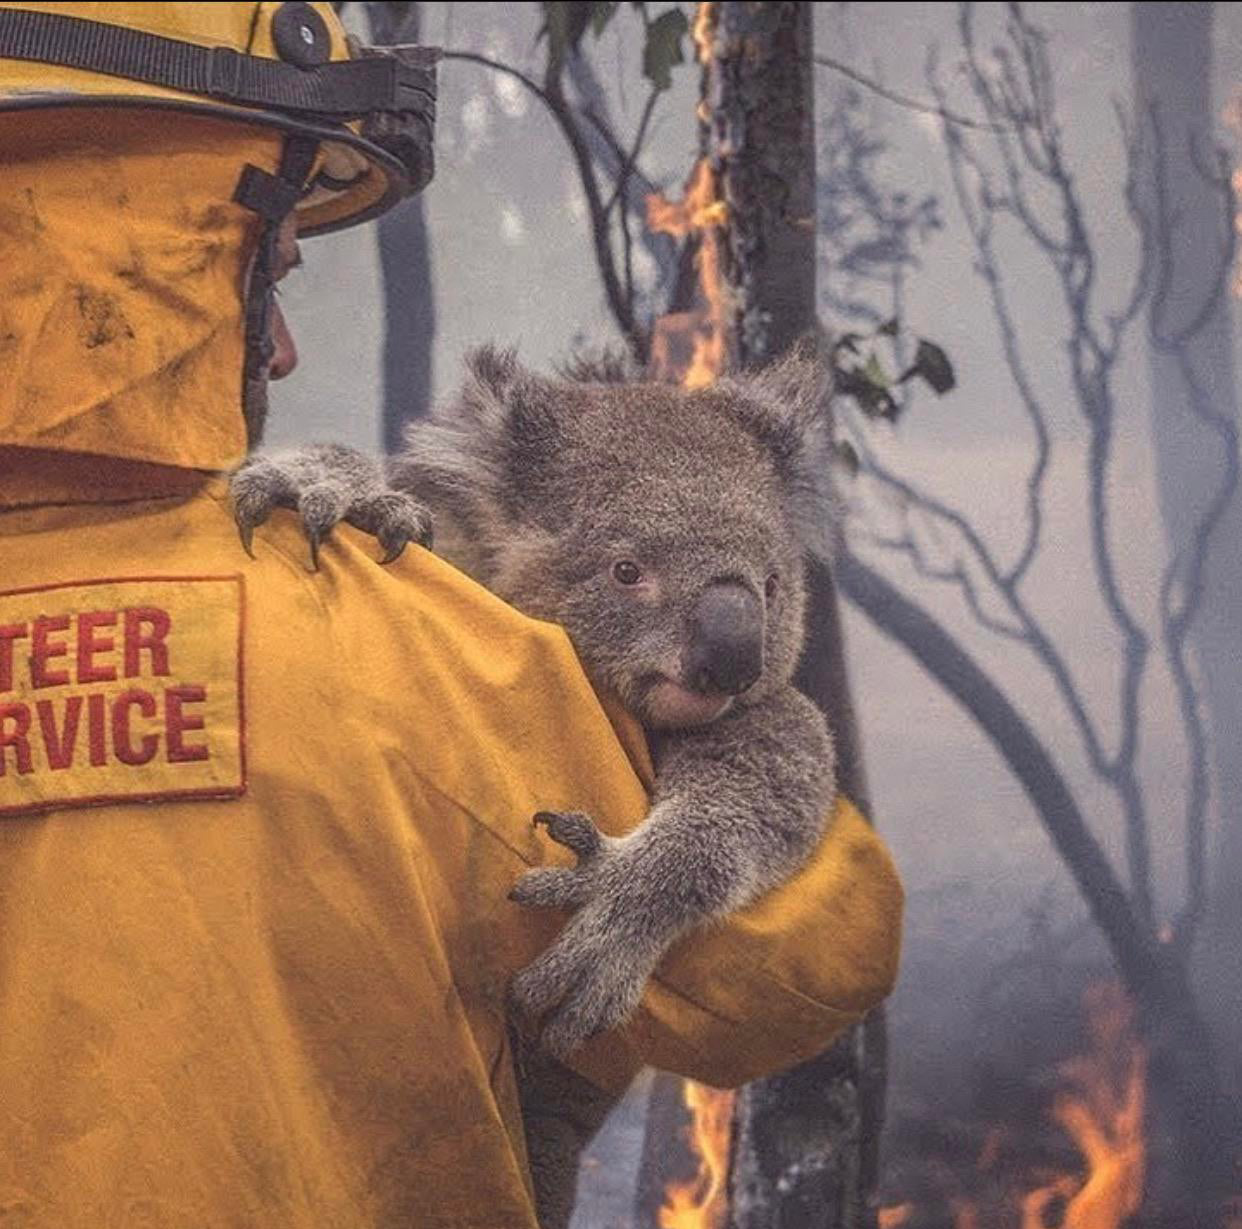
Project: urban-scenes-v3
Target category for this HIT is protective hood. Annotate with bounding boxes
[0,2,437,237]
[0,109,280,473]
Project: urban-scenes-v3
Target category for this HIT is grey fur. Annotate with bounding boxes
[230,346,839,1226]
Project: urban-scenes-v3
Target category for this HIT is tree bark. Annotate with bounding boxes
[367,1,436,441]
[683,6,884,1228]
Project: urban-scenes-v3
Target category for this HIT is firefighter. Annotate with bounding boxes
[0,4,902,1226]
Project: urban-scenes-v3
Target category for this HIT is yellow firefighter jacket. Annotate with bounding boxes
[0,111,903,1229]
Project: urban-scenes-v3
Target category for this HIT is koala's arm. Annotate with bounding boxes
[230,443,432,568]
[510,686,837,1057]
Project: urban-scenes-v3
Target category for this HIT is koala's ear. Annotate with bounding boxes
[722,346,840,560]
[396,345,564,518]
[458,344,568,449]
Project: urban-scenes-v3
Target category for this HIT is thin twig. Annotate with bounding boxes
[441,48,649,361]
[814,51,1007,133]
[602,87,660,218]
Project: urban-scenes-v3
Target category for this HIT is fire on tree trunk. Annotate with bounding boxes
[635,5,886,1228]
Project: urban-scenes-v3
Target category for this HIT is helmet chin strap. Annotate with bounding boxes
[233,135,319,446]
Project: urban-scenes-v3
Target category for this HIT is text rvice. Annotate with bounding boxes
[0,607,210,776]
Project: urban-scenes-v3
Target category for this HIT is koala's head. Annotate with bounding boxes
[398,346,836,730]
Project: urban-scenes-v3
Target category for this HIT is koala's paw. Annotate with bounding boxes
[347,489,434,565]
[508,916,651,1059]
[508,811,611,910]
[230,445,433,570]
[231,456,296,559]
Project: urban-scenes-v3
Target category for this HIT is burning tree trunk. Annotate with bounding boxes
[639,5,887,1227]
[707,6,878,1218]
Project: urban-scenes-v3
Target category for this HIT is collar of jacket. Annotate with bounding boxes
[0,109,287,476]
[0,447,212,513]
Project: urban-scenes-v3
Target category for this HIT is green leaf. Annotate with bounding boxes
[862,351,891,389]
[642,8,689,91]
[898,338,956,395]
[590,1,622,35]
[537,2,595,57]
[833,364,900,421]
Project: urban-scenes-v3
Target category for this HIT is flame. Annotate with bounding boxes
[643,0,729,390]
[691,1,716,65]
[1028,981,1146,1228]
[649,14,738,1223]
[645,159,731,389]
[877,1204,913,1228]
[879,979,1149,1228]
[658,1083,736,1229]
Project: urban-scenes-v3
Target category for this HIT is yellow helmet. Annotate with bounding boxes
[0,1,437,235]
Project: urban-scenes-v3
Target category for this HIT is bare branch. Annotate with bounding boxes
[813,51,1005,133]
[601,87,660,218]
[927,3,1157,919]
[836,551,1166,990]
[441,48,650,361]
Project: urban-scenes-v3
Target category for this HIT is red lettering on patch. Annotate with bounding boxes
[166,685,209,763]
[112,689,159,767]
[124,607,171,678]
[31,615,71,689]
[87,692,107,768]
[0,703,33,776]
[77,610,118,684]
[0,624,27,693]
[37,695,82,770]
[0,576,245,816]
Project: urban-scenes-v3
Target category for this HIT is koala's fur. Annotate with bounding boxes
[231,345,839,1228]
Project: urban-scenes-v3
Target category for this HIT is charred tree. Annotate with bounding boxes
[677,6,884,1228]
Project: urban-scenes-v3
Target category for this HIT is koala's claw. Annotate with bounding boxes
[533,810,604,862]
[511,811,611,911]
[379,538,408,566]
[229,446,432,567]
[305,527,324,572]
[231,456,289,558]
[369,491,434,565]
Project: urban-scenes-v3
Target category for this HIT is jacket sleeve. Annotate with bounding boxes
[569,795,903,1092]
[324,531,904,1094]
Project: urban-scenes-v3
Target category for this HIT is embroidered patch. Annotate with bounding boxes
[0,576,245,816]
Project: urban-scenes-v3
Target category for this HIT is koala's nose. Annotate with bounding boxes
[686,582,764,696]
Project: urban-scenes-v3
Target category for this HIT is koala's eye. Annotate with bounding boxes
[613,561,643,585]
[765,573,780,601]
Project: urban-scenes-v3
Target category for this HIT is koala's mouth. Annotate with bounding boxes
[640,676,735,729]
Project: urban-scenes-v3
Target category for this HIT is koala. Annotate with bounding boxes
[231,345,839,1225]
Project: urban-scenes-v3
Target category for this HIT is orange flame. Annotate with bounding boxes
[877,1204,913,1228]
[646,159,731,389]
[658,1082,736,1229]
[879,979,1150,1229]
[650,13,737,1223]
[644,2,729,390]
[691,1,716,66]
[1026,980,1146,1228]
